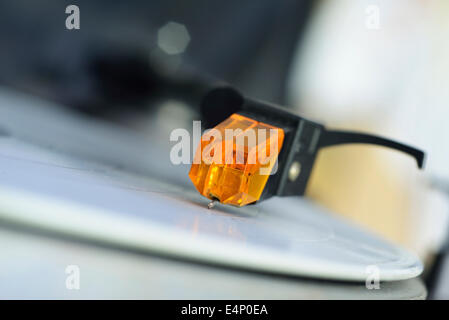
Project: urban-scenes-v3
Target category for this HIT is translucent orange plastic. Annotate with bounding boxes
[189,113,284,206]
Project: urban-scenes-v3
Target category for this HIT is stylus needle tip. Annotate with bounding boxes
[207,200,217,209]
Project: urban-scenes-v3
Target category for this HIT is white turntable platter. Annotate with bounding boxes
[0,137,422,282]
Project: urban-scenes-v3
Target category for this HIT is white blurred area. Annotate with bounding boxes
[288,0,449,260]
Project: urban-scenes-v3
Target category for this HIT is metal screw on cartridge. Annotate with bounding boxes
[288,161,301,182]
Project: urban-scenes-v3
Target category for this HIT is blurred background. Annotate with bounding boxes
[1,0,449,298]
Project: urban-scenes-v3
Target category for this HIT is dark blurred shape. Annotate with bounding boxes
[0,0,313,121]
[426,178,449,299]
[200,87,244,128]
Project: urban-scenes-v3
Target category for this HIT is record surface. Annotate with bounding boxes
[0,137,423,281]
